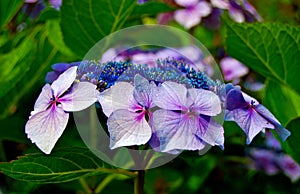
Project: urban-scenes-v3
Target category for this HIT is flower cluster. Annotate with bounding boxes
[25,47,290,155]
[248,131,300,182]
[155,0,262,30]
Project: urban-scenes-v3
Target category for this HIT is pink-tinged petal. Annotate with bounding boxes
[98,82,137,117]
[59,82,98,112]
[131,53,157,68]
[133,74,155,108]
[229,7,245,23]
[188,88,221,116]
[231,107,274,144]
[33,84,52,113]
[211,0,229,9]
[51,66,78,97]
[220,57,249,81]
[174,9,201,29]
[152,109,206,153]
[194,1,212,17]
[25,106,69,154]
[107,109,152,149]
[153,81,188,111]
[195,116,224,148]
[157,12,174,25]
[175,0,198,7]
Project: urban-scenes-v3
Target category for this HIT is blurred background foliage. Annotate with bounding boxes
[0,0,300,193]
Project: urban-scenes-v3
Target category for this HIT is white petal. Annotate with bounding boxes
[33,84,52,113]
[107,110,152,149]
[242,92,259,105]
[152,109,205,153]
[98,82,136,117]
[175,0,198,7]
[153,81,188,110]
[60,82,98,112]
[188,88,221,116]
[25,106,69,154]
[174,9,201,29]
[229,8,245,23]
[51,66,78,97]
[194,1,212,17]
[211,0,229,9]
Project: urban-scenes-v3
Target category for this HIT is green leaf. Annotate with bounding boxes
[224,22,300,94]
[60,0,137,58]
[0,147,136,183]
[0,0,23,29]
[263,80,300,126]
[281,118,300,164]
[0,117,29,143]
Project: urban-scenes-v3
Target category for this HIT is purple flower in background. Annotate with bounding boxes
[25,66,98,154]
[225,84,290,144]
[151,81,224,153]
[248,148,280,175]
[98,75,155,149]
[174,0,212,29]
[220,57,249,83]
[49,0,62,10]
[276,155,300,182]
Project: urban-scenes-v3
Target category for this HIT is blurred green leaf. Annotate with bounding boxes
[0,117,28,143]
[0,0,23,29]
[60,0,137,58]
[263,80,300,126]
[0,147,135,184]
[224,22,300,95]
[281,118,300,164]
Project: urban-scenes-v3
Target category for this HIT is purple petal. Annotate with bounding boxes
[255,105,291,141]
[157,12,174,25]
[211,0,229,9]
[230,107,274,144]
[226,87,248,110]
[51,63,71,72]
[33,84,52,113]
[152,109,206,153]
[175,0,198,7]
[98,82,137,117]
[45,71,59,83]
[174,9,201,29]
[241,92,259,105]
[51,66,78,97]
[107,109,152,149]
[133,74,155,109]
[187,88,221,116]
[229,7,245,23]
[194,1,212,17]
[220,57,249,81]
[49,0,62,10]
[131,53,157,67]
[59,82,98,112]
[195,116,224,148]
[25,106,69,154]
[153,81,188,111]
[276,154,300,182]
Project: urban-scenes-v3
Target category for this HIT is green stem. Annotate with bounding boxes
[94,174,117,194]
[79,178,92,194]
[94,168,138,177]
[134,170,145,194]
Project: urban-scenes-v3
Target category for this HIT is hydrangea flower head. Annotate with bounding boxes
[150,81,224,154]
[25,66,98,154]
[225,84,290,144]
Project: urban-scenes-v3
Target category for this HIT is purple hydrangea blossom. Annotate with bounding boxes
[45,62,80,83]
[174,0,212,29]
[220,57,249,83]
[25,66,98,154]
[276,154,300,182]
[98,74,155,149]
[225,84,290,144]
[150,81,224,154]
[49,0,62,10]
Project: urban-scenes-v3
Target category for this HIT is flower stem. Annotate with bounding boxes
[94,174,117,194]
[134,170,145,194]
[79,178,92,194]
